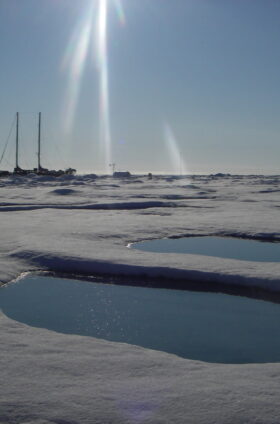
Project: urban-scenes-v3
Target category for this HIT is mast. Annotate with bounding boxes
[15,112,19,169]
[38,112,41,170]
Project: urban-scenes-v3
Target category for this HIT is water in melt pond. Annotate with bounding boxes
[132,236,280,262]
[1,275,280,364]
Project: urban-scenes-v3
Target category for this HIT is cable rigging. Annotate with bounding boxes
[0,114,16,166]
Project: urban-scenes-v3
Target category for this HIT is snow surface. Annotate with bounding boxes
[0,174,279,291]
[0,173,280,423]
[1,311,280,424]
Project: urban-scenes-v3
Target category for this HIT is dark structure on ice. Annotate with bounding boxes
[113,171,131,178]
[1,112,76,177]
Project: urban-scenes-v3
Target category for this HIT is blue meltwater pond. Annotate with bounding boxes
[1,275,280,364]
[131,236,280,262]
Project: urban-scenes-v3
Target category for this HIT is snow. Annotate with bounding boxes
[0,173,280,423]
[0,174,279,291]
[1,312,280,424]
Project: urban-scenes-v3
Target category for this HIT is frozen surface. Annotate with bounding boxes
[0,173,280,422]
[1,312,280,424]
[0,174,279,291]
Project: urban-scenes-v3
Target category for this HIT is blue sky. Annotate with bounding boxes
[0,0,280,174]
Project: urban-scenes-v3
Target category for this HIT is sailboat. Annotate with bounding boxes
[13,112,76,177]
[33,112,76,176]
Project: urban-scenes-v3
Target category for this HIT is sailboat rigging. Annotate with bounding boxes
[0,112,76,177]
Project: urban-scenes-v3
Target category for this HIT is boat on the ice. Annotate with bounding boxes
[0,170,10,177]
[12,112,76,177]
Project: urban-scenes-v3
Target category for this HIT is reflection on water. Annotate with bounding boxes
[132,236,280,262]
[1,275,280,364]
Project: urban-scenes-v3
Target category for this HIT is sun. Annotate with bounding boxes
[62,0,125,172]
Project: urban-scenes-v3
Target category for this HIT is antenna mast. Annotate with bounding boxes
[38,112,41,170]
[15,112,19,169]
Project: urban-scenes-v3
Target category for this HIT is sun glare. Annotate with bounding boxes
[164,123,188,175]
[97,0,111,170]
[62,0,125,172]
[62,3,95,134]
[113,0,126,26]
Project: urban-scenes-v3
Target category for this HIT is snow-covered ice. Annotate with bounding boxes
[1,311,280,424]
[0,173,280,423]
[0,173,279,291]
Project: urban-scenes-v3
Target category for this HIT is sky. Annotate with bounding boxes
[0,0,280,175]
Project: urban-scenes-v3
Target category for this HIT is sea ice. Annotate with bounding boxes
[0,173,280,423]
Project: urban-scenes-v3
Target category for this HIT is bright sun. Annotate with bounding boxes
[62,0,125,172]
